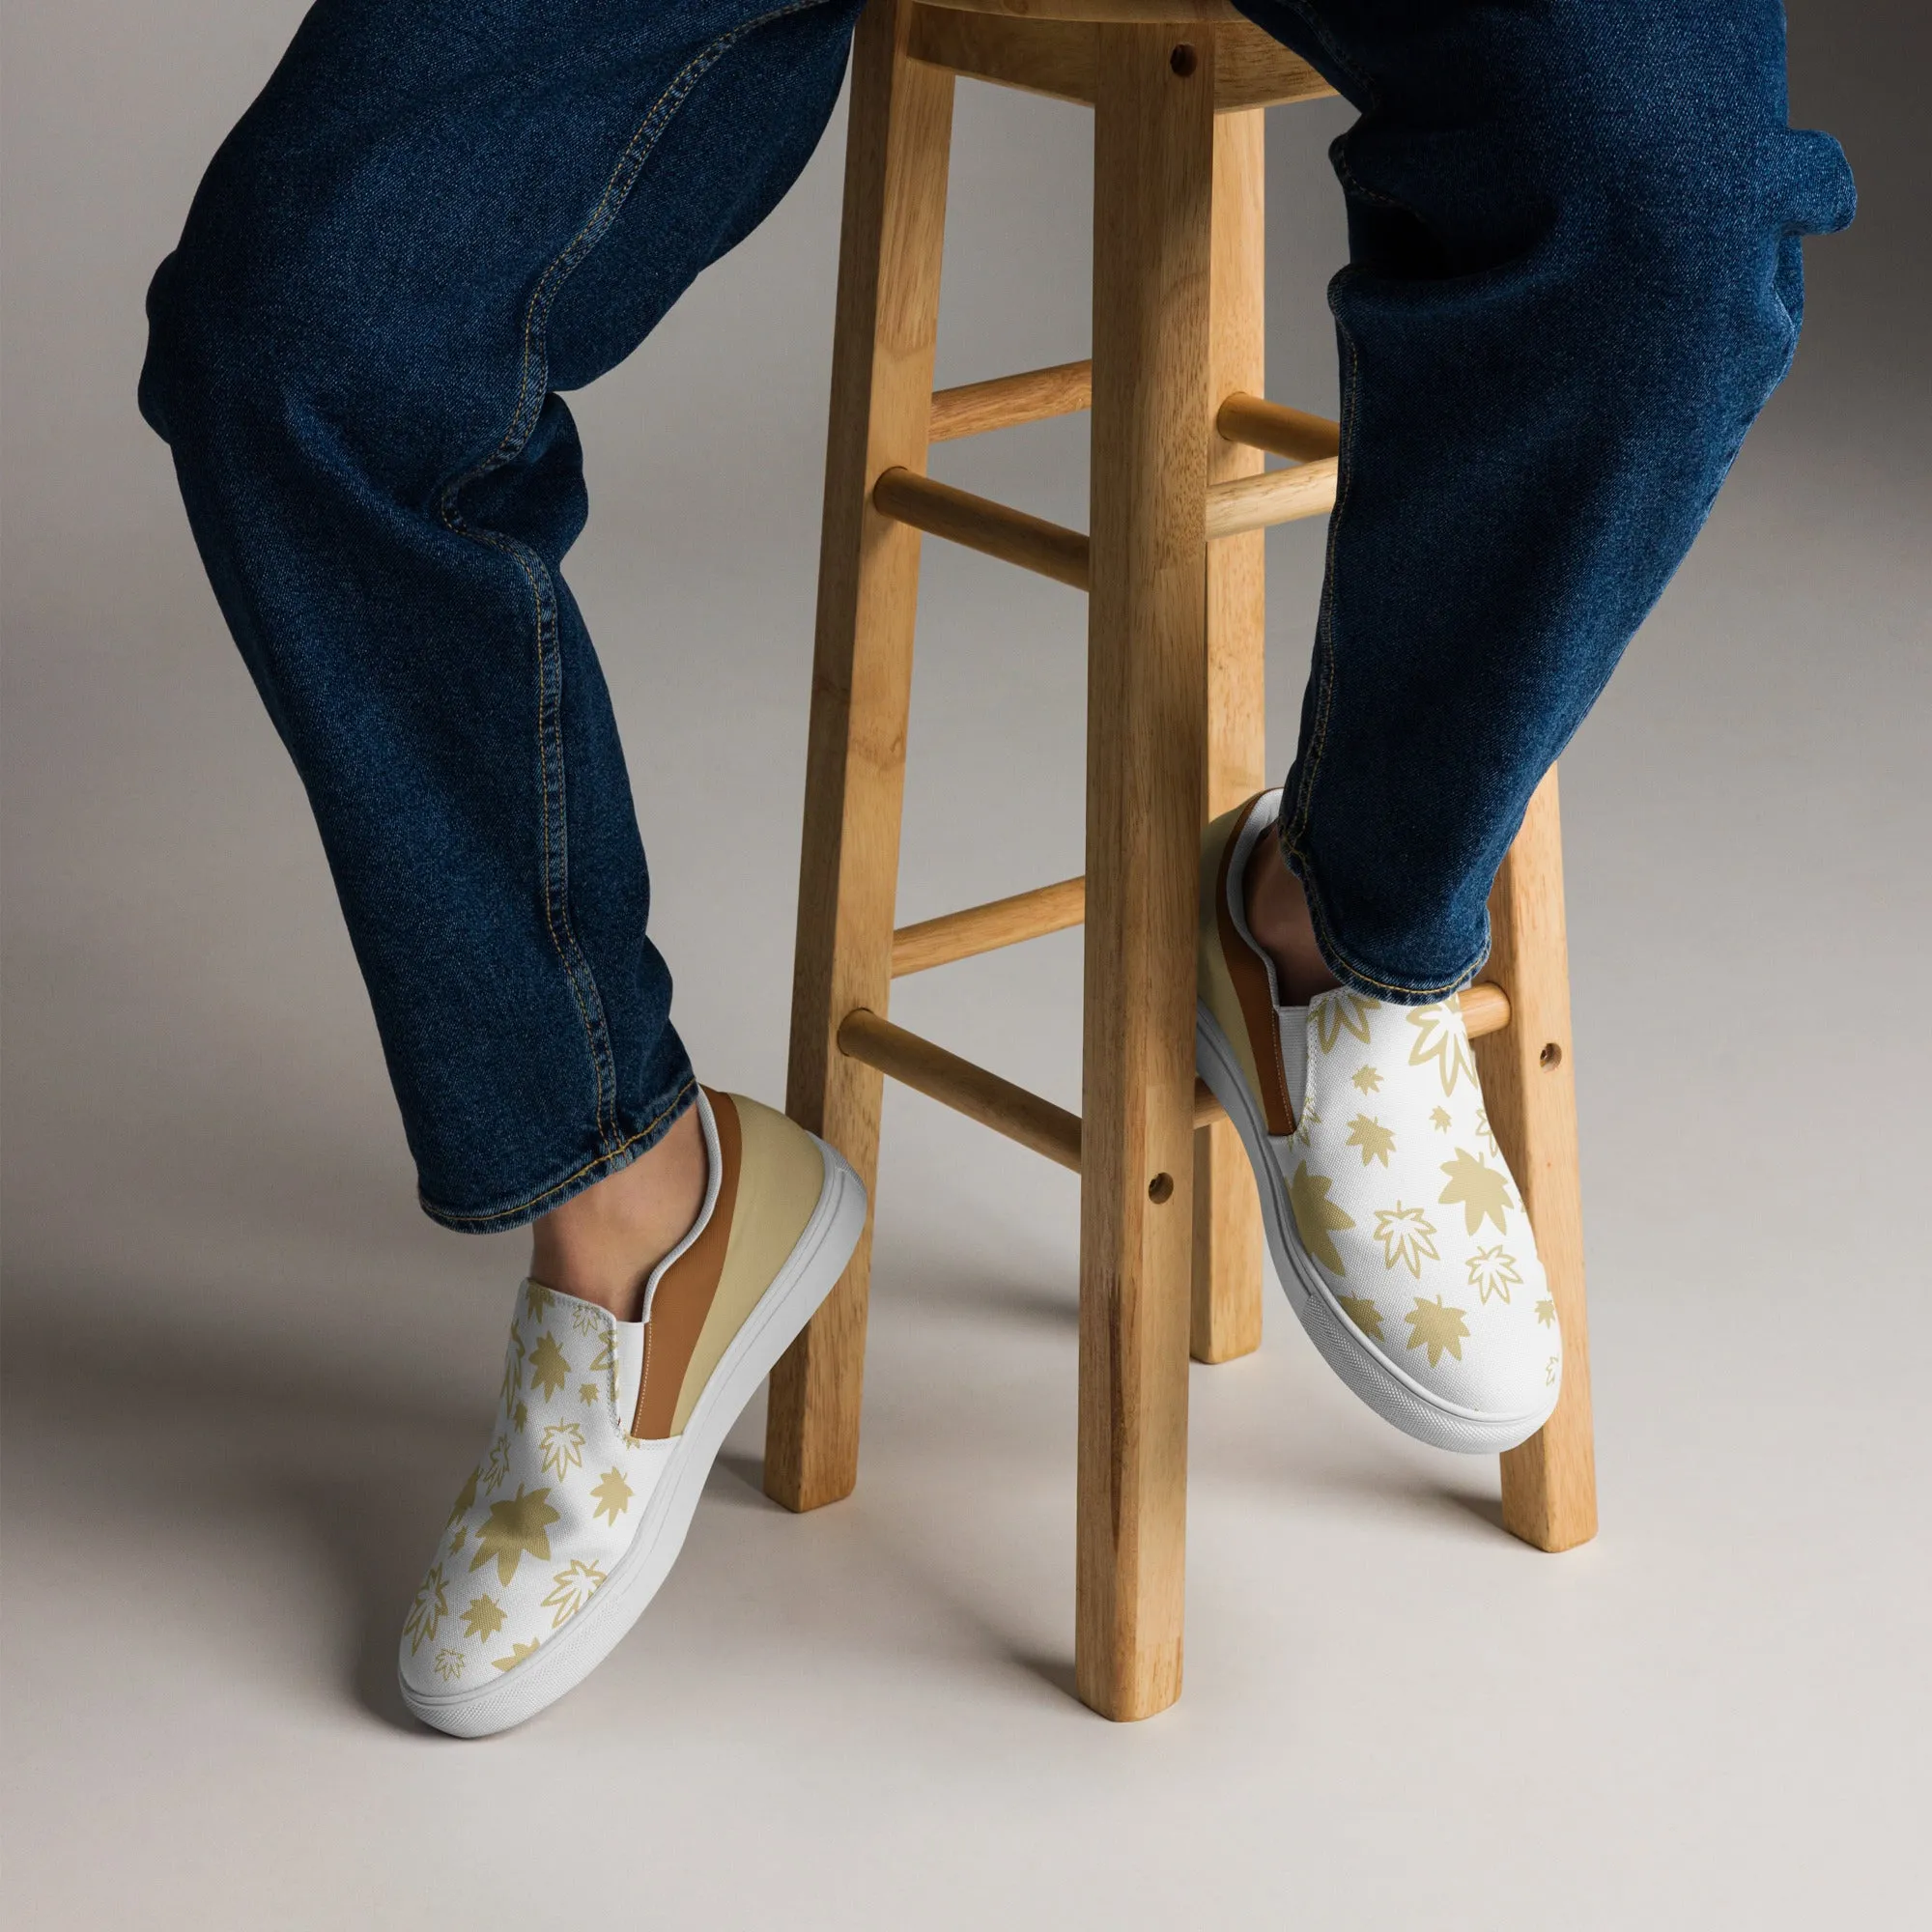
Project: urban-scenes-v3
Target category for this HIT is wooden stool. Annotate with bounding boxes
[763,0,1598,1721]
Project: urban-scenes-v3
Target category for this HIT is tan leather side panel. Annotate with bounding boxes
[668,1094,828,1436]
[1199,797,1294,1133]
[632,1091,741,1440]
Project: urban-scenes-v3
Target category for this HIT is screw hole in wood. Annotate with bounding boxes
[1540,1040,1563,1068]
[1148,1173,1175,1205]
[1169,43,1197,77]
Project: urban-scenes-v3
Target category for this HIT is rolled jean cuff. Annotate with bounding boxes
[416,1058,700,1236]
[1278,819,1492,1009]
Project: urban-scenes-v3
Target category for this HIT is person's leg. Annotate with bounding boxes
[1196,0,1851,1450]
[1232,0,1854,1000]
[143,0,876,1731]
[140,0,863,1296]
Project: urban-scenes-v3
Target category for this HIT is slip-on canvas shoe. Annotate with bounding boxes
[1197,791,1562,1453]
[398,1087,866,1737]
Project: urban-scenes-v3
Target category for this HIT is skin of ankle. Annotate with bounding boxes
[1243,834,1343,1008]
[527,1103,707,1321]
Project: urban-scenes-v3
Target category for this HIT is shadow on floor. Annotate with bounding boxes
[1,1273,481,1733]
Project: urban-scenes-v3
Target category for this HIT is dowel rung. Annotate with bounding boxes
[873,467,1091,590]
[930,360,1093,442]
[1460,980,1511,1039]
[893,876,1086,977]
[838,1009,1083,1171]
[1205,458,1338,540]
[1215,392,1341,463]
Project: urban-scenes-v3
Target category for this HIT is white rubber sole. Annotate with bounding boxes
[1198,1006,1554,1455]
[399,1138,867,1738]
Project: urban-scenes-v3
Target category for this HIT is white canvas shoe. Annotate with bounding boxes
[1197,792,1562,1453]
[397,1088,866,1737]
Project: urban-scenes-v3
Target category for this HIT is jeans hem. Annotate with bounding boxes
[1278,821,1490,1008]
[416,1075,699,1236]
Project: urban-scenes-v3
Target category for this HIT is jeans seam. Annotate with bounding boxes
[421,1076,697,1228]
[434,0,835,1153]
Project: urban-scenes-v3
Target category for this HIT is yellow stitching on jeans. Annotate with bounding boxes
[1279,838,1479,998]
[468,0,835,476]
[424,1078,699,1227]
[435,0,837,1151]
[446,522,615,1140]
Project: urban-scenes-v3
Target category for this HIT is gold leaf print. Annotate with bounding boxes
[1546,1355,1560,1385]
[1430,1106,1452,1132]
[590,1332,617,1374]
[590,1468,635,1525]
[1315,992,1378,1054]
[579,1381,601,1405]
[1466,1245,1520,1303]
[538,1420,586,1483]
[1407,1005,1477,1097]
[433,1647,465,1683]
[447,1524,467,1554]
[541,1558,608,1629]
[524,1284,555,1322]
[493,1639,540,1674]
[1437,1149,1515,1236]
[1336,1293,1384,1342]
[1474,1107,1499,1156]
[1373,1204,1439,1278]
[469,1485,560,1586]
[569,1301,603,1337]
[1351,1065,1382,1095]
[460,1594,507,1642]
[512,1400,529,1434]
[403,1562,450,1657]
[499,1328,527,1408]
[445,1465,479,1527]
[1345,1114,1396,1167]
[1535,1297,1557,1328]
[527,1333,572,1402]
[481,1434,511,1489]
[1289,1162,1356,1276]
[1404,1295,1469,1367]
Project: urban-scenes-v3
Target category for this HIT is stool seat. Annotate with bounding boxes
[763,0,1598,1725]
[905,0,1332,113]
[922,0,1243,20]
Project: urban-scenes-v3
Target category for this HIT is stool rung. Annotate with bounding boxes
[1216,392,1341,464]
[873,467,1091,589]
[1460,980,1511,1038]
[838,1009,1084,1171]
[930,359,1093,442]
[1206,459,1339,539]
[893,875,1086,977]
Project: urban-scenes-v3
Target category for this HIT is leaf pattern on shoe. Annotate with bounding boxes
[400,1276,657,1705]
[1195,790,1562,1438]
[1288,1162,1355,1275]
[1280,987,1562,1420]
[1406,1005,1477,1096]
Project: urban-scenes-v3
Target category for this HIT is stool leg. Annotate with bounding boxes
[1077,24,1217,1721]
[763,0,953,1514]
[1472,768,1600,1549]
[1192,106,1268,1366]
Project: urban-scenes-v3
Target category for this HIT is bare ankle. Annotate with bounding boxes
[527,1101,707,1321]
[1242,833,1342,1007]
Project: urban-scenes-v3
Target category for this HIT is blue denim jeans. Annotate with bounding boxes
[140,0,1851,1231]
